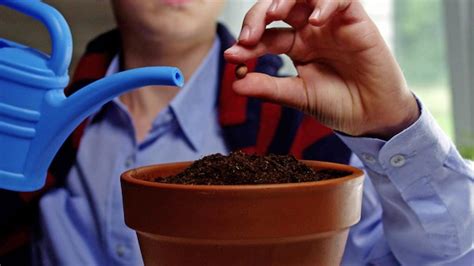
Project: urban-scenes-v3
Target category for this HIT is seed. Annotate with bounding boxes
[235,64,248,79]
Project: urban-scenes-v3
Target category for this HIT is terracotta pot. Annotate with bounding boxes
[121,160,364,266]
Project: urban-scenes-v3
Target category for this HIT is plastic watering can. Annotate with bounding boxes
[0,1,184,191]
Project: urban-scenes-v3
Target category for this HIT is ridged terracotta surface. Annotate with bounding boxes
[121,160,364,266]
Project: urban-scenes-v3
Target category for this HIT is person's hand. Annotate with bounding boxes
[224,0,420,139]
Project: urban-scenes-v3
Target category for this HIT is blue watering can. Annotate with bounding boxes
[0,0,184,191]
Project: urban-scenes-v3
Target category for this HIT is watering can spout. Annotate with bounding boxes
[51,67,184,127]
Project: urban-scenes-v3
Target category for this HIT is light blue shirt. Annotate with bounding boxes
[35,38,473,264]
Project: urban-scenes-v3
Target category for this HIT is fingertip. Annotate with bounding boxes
[231,73,261,95]
[238,25,251,43]
[224,45,238,56]
[223,46,246,64]
[308,8,324,26]
[223,54,242,65]
[231,78,250,96]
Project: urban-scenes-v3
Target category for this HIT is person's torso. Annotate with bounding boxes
[34,36,227,266]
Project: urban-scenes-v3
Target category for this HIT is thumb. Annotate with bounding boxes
[232,72,309,111]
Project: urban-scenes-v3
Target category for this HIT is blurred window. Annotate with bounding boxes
[393,0,454,138]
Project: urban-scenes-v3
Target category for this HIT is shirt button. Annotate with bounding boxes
[361,153,376,164]
[125,156,134,168]
[390,155,406,167]
[116,244,126,258]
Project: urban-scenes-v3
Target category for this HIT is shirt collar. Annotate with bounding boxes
[102,36,221,151]
[105,54,120,76]
[168,37,221,151]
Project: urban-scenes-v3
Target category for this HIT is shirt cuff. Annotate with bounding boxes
[336,99,453,192]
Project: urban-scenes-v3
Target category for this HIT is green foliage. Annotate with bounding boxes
[460,146,474,161]
[394,0,448,86]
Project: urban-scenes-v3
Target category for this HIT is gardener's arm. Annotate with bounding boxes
[340,99,473,264]
[224,0,473,264]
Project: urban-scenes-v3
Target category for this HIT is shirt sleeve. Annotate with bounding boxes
[337,100,474,265]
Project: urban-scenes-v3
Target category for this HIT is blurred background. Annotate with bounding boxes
[0,0,472,160]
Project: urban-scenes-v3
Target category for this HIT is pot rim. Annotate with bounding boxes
[121,160,364,192]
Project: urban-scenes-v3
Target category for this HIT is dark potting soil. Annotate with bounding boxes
[155,151,351,185]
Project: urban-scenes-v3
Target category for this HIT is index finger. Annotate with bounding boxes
[237,0,276,46]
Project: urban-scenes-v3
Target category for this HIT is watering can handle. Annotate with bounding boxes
[0,0,72,76]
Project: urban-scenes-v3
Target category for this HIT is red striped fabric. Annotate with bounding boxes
[290,116,333,158]
[218,59,257,126]
[254,102,282,154]
[71,53,110,83]
[0,225,30,256]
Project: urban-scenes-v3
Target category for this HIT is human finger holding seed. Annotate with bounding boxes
[224,0,419,139]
